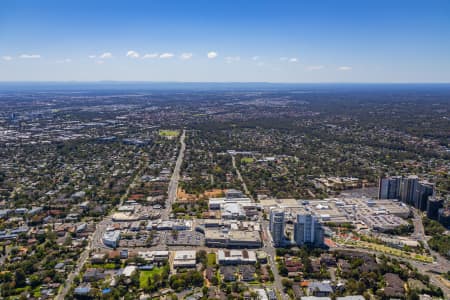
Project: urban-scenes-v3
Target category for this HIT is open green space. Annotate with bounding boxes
[159,129,180,137]
[339,239,433,263]
[90,263,119,269]
[139,267,163,289]
[207,253,216,267]
[240,157,254,164]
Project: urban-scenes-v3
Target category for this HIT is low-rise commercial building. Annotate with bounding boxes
[358,213,408,232]
[156,220,192,230]
[122,265,137,277]
[205,229,261,248]
[138,251,169,262]
[209,197,254,210]
[221,203,246,219]
[217,250,257,265]
[172,250,197,268]
[102,230,120,248]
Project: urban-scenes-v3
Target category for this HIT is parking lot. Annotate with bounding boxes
[165,230,204,246]
[118,232,160,248]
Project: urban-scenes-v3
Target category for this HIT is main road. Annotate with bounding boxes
[262,219,289,300]
[412,208,427,246]
[410,208,450,295]
[57,130,186,299]
[163,129,186,220]
[231,154,286,297]
[231,154,251,198]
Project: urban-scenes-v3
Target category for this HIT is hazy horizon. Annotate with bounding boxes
[1,81,450,93]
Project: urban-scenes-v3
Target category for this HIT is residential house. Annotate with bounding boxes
[307,281,333,297]
[383,273,405,298]
[82,268,105,282]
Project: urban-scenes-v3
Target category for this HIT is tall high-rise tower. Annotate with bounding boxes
[294,214,324,247]
[269,209,285,247]
[400,175,419,205]
[413,181,434,211]
[379,176,402,199]
[427,196,444,220]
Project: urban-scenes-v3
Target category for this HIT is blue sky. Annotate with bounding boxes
[1,0,449,82]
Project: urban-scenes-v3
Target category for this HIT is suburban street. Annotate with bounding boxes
[55,159,147,300]
[233,153,288,298]
[411,208,450,276]
[333,210,450,297]
[53,129,450,300]
[55,244,91,300]
[163,129,186,220]
[262,219,289,300]
[2,3,450,300]
[231,154,252,198]
[331,246,450,297]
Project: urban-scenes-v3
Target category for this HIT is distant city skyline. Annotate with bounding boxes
[1,0,450,82]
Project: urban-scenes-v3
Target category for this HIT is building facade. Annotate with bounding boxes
[414,181,434,211]
[269,209,285,247]
[427,196,444,220]
[294,214,324,247]
[379,175,435,211]
[399,175,419,206]
[379,176,402,199]
[102,230,121,248]
[438,207,450,228]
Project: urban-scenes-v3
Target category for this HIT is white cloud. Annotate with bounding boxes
[96,60,105,65]
[126,50,140,59]
[88,55,96,59]
[20,54,41,59]
[338,66,352,71]
[207,51,218,59]
[2,56,13,61]
[56,58,72,63]
[160,53,174,59]
[180,53,193,60]
[256,62,264,67]
[225,56,240,64]
[307,65,325,71]
[252,56,260,61]
[280,57,298,62]
[99,52,113,59]
[142,53,159,59]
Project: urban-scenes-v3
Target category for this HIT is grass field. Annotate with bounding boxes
[338,239,433,263]
[91,263,119,269]
[159,129,179,137]
[240,157,254,164]
[139,267,163,288]
[357,241,433,262]
[207,253,216,267]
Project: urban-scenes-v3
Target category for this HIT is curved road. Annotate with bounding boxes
[331,246,450,297]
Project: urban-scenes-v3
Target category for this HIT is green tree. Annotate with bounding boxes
[14,269,26,288]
